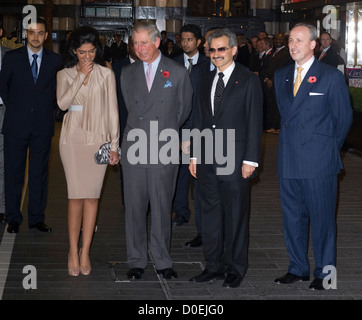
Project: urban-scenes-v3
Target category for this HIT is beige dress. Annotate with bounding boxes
[56,64,119,199]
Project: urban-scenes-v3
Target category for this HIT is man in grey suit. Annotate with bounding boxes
[120,21,193,280]
[0,42,9,223]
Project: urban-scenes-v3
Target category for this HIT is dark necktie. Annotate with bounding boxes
[31,54,38,83]
[187,58,193,74]
[214,72,224,116]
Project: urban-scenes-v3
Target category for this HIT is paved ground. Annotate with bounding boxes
[1,119,362,307]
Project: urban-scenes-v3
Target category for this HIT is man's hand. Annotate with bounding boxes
[181,140,191,154]
[242,163,255,179]
[189,158,197,178]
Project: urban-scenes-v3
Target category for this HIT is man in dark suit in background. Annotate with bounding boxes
[99,35,111,64]
[248,36,261,74]
[110,33,127,64]
[189,28,263,288]
[263,33,293,133]
[0,18,62,233]
[120,21,192,281]
[179,26,218,249]
[113,37,138,205]
[273,23,352,290]
[235,33,250,68]
[159,30,172,55]
[318,32,339,68]
[172,24,208,228]
[0,40,10,224]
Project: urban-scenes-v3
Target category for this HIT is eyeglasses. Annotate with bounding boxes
[208,47,231,53]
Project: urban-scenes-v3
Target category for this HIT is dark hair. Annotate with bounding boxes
[27,17,47,32]
[63,26,105,68]
[180,24,202,41]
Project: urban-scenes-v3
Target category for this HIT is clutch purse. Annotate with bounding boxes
[94,143,121,165]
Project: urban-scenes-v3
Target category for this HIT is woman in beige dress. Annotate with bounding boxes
[57,26,120,276]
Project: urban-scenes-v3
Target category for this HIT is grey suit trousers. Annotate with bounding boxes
[122,164,179,270]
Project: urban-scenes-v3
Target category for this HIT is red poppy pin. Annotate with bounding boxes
[308,76,317,83]
[162,71,169,78]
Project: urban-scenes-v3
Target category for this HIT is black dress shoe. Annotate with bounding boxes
[156,268,177,280]
[127,268,144,280]
[274,272,310,284]
[184,234,202,248]
[172,215,188,227]
[29,222,52,232]
[222,273,242,288]
[189,269,225,283]
[7,222,19,233]
[309,278,325,290]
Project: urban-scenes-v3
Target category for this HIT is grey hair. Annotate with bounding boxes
[207,28,238,48]
[131,20,161,43]
[293,23,317,41]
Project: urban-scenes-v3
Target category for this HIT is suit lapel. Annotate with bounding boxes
[289,60,320,117]
[204,70,215,120]
[20,47,36,86]
[151,56,167,94]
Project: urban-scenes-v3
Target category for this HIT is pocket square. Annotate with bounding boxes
[164,80,173,88]
[309,92,324,96]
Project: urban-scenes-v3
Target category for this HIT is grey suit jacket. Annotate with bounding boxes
[120,54,193,168]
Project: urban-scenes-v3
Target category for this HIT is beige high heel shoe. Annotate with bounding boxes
[79,248,91,276]
[68,253,80,277]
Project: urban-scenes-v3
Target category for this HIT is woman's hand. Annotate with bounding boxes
[109,150,119,165]
[78,60,94,77]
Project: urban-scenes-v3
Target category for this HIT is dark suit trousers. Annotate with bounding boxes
[122,164,178,270]
[198,166,250,278]
[279,176,337,279]
[172,163,191,220]
[4,134,52,225]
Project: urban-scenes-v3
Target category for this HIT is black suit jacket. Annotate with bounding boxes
[192,63,263,180]
[265,46,293,81]
[236,44,250,68]
[174,53,209,132]
[0,46,62,138]
[319,46,339,68]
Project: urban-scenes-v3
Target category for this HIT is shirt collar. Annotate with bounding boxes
[184,51,199,67]
[27,46,43,63]
[215,61,235,85]
[143,50,161,73]
[295,55,315,71]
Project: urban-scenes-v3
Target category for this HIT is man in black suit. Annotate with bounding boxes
[248,36,261,74]
[189,28,263,288]
[172,24,208,228]
[110,33,127,64]
[99,35,111,64]
[262,33,293,133]
[179,27,218,248]
[236,33,250,68]
[318,32,339,68]
[0,18,62,233]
